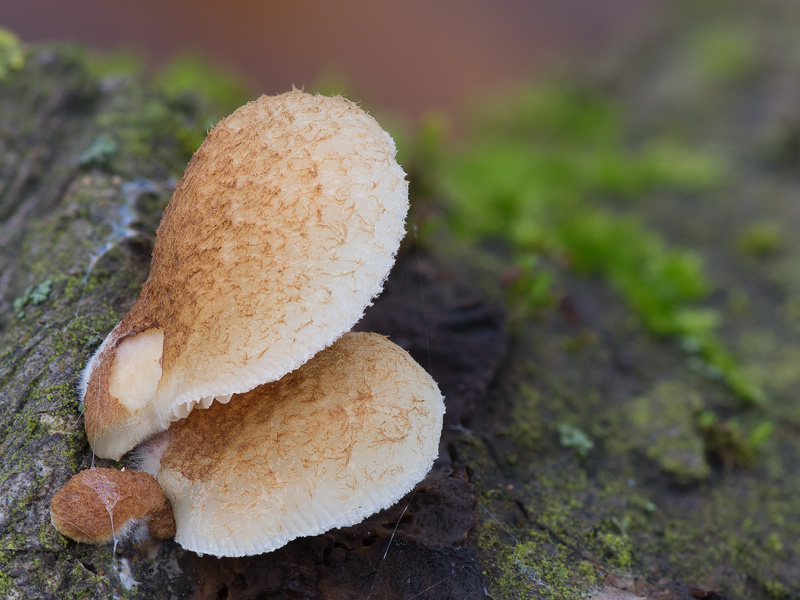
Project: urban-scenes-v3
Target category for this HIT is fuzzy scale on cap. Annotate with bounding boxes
[82,91,409,460]
[138,332,444,557]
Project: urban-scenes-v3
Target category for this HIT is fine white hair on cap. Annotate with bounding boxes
[82,90,409,460]
[137,332,445,557]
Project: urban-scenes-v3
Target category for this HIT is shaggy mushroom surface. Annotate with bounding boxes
[82,91,409,460]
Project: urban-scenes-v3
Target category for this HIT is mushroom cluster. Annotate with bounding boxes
[50,90,444,557]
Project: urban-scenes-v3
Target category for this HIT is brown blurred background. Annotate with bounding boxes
[1,0,662,122]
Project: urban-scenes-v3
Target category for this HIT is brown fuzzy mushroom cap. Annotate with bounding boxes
[138,332,444,557]
[83,90,409,460]
[50,468,175,544]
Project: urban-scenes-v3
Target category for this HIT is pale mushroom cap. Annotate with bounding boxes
[83,90,409,460]
[138,332,444,557]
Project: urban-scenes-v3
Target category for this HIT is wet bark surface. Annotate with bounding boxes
[2,1,800,598]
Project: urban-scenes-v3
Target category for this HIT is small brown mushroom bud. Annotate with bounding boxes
[50,468,175,545]
[82,90,409,460]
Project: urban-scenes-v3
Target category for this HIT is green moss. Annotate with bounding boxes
[764,580,789,599]
[445,10,800,599]
[150,52,252,155]
[557,210,710,335]
[24,414,40,437]
[53,311,120,361]
[505,255,557,314]
[556,423,594,459]
[94,95,188,170]
[589,531,635,571]
[688,27,758,84]
[65,57,232,176]
[13,278,54,319]
[0,569,12,596]
[737,331,800,403]
[432,82,760,405]
[0,27,25,80]
[86,48,144,79]
[152,52,251,116]
[738,221,783,258]
[79,134,119,168]
[477,521,601,599]
[467,284,799,597]
[626,381,711,483]
[697,411,774,469]
[506,384,546,449]
[442,85,724,244]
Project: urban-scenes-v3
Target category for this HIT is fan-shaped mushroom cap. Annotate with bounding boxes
[83,90,409,460]
[138,332,444,557]
[50,468,175,544]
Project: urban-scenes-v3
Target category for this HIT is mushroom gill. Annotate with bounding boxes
[138,332,444,557]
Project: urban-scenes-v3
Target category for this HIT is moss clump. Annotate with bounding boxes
[588,531,635,571]
[506,255,557,314]
[697,411,774,470]
[736,331,800,421]
[78,134,119,168]
[93,95,196,173]
[12,279,54,319]
[764,580,790,599]
[556,423,594,459]
[477,521,601,600]
[0,27,24,79]
[152,52,251,116]
[737,221,783,259]
[627,381,711,484]
[0,569,13,596]
[86,48,143,79]
[440,85,724,247]
[688,27,758,84]
[506,384,546,449]
[558,213,707,330]
[85,48,252,164]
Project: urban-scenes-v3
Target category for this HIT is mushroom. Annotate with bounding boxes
[83,90,409,460]
[50,468,175,545]
[52,91,445,558]
[136,332,444,557]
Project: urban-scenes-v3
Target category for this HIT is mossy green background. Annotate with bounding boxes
[408,1,800,597]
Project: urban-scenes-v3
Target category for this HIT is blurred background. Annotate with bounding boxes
[0,0,663,123]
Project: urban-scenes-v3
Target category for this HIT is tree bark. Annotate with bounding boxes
[0,43,212,599]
